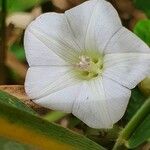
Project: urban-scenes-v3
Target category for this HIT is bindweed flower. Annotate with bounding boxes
[24,0,150,128]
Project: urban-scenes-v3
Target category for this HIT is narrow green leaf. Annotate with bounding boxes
[0,90,36,114]
[0,92,105,150]
[0,136,35,150]
[125,88,145,122]
[127,114,150,148]
[113,98,150,150]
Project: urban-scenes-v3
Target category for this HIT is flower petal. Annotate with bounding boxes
[105,27,150,54]
[65,0,122,52]
[24,13,82,66]
[33,83,82,113]
[25,66,80,99]
[24,29,67,66]
[72,77,130,129]
[103,53,150,89]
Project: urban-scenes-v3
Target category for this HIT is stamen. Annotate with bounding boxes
[76,55,90,71]
[74,53,103,80]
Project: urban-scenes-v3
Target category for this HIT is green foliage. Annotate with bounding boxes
[113,98,150,150]
[11,43,26,62]
[0,91,105,150]
[134,19,150,46]
[44,111,67,122]
[0,136,35,150]
[133,0,150,17]
[125,88,146,122]
[127,114,150,148]
[0,90,36,114]
[7,0,45,13]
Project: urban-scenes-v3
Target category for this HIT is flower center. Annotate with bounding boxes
[74,51,103,80]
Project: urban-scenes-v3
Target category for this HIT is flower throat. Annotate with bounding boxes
[74,51,103,80]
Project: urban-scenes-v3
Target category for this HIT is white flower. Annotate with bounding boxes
[24,0,150,128]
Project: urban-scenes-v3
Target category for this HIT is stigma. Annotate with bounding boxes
[74,53,103,80]
[76,55,91,71]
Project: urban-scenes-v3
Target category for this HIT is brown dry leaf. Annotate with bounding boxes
[0,85,28,101]
[0,85,41,110]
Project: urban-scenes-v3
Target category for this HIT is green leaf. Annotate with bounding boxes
[127,114,150,148]
[134,19,150,46]
[133,0,150,17]
[11,43,26,62]
[43,111,67,122]
[7,0,45,13]
[112,98,150,150]
[0,92,105,150]
[0,136,35,150]
[125,88,146,122]
[0,90,36,114]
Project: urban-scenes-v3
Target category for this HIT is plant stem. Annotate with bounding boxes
[112,98,150,150]
[43,111,67,122]
[0,0,7,84]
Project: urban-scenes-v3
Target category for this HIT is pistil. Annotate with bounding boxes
[75,54,103,80]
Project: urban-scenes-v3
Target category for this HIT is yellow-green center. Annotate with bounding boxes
[74,51,103,80]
